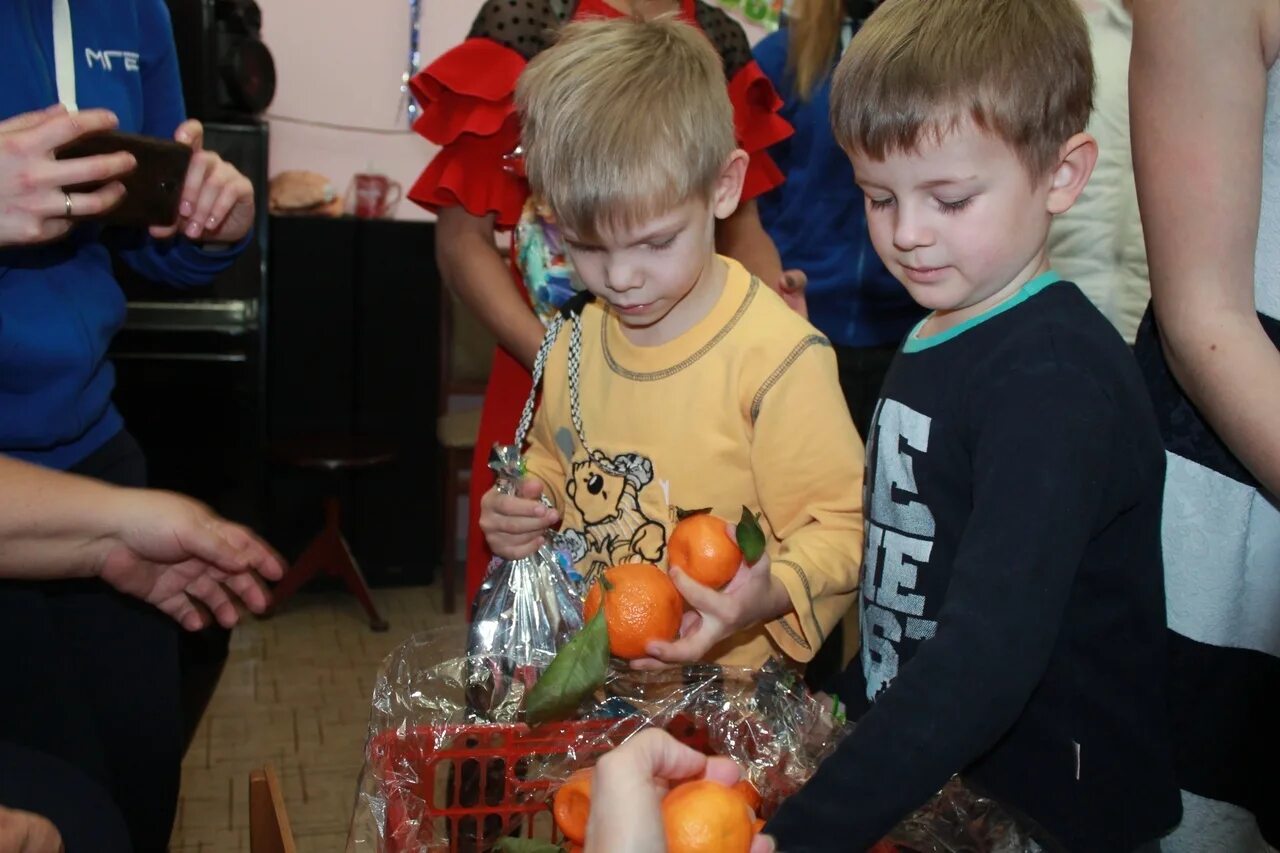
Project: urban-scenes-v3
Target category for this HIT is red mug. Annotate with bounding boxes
[350,173,402,218]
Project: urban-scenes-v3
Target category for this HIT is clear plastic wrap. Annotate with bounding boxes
[348,639,847,853]
[877,777,1055,853]
[465,444,585,717]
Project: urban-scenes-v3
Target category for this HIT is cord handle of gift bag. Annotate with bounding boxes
[510,295,624,478]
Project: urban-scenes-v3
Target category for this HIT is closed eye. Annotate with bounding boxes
[937,197,973,215]
[867,196,895,211]
[646,236,676,251]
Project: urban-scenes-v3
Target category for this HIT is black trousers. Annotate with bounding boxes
[804,342,898,692]
[0,741,131,852]
[0,431,181,852]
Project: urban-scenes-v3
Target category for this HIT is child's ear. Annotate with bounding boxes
[1046,132,1098,215]
[712,149,750,220]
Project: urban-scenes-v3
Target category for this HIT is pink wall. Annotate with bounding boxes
[257,2,770,221]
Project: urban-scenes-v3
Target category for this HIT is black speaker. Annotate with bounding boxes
[165,0,276,122]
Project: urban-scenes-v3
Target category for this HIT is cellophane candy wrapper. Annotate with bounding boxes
[465,444,584,717]
[878,777,1055,853]
[346,639,848,853]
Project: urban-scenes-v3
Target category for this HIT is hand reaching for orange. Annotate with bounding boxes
[663,778,757,853]
[554,729,773,853]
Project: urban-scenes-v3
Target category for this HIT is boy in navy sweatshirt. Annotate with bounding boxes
[765,0,1181,850]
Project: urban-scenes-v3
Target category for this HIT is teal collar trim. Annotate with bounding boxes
[902,270,1062,352]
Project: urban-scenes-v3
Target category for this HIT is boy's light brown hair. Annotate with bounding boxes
[515,15,736,241]
[830,0,1094,175]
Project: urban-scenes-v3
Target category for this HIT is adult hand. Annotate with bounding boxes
[0,105,135,248]
[0,806,62,853]
[150,119,254,245]
[775,268,808,319]
[95,488,286,631]
[585,728,774,853]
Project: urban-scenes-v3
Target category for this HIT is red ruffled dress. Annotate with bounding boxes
[409,0,792,614]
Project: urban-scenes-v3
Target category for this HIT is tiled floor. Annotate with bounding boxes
[169,584,466,852]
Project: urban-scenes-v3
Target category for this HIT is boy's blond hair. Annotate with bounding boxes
[830,0,1093,176]
[515,15,736,241]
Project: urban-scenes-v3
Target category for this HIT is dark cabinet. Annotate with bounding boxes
[266,215,442,586]
[111,122,269,529]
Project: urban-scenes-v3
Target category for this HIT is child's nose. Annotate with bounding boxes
[892,207,933,251]
[605,258,642,292]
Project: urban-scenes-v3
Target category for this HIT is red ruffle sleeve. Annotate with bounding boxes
[407,38,529,228]
[728,59,793,202]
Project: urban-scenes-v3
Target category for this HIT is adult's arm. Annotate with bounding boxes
[0,455,285,630]
[717,198,785,288]
[1130,0,1280,494]
[436,206,545,371]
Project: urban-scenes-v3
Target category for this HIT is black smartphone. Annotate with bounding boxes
[56,129,193,227]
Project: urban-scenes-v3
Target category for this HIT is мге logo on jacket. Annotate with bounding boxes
[84,49,140,72]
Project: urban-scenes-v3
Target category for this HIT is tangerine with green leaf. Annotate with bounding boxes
[668,513,742,589]
[582,563,683,659]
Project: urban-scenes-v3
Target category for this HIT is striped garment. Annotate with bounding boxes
[1133,59,1280,853]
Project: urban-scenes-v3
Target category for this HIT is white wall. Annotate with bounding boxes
[257,2,770,221]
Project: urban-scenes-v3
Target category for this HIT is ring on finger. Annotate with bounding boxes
[64,192,73,218]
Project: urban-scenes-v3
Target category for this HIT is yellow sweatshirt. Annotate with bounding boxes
[524,258,864,669]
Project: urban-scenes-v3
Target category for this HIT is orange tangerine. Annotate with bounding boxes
[552,767,593,845]
[582,564,683,659]
[668,514,742,589]
[662,778,755,853]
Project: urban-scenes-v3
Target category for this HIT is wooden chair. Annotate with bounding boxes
[437,289,495,614]
[249,764,297,853]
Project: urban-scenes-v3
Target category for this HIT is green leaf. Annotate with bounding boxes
[493,839,565,853]
[526,603,610,726]
[736,505,766,564]
[674,505,713,521]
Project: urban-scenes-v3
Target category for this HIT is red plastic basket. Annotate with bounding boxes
[369,715,718,853]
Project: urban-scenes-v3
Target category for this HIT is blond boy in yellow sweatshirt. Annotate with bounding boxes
[479,15,863,670]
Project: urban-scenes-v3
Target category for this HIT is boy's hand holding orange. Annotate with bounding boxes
[632,516,791,669]
[583,563,683,659]
[478,478,560,559]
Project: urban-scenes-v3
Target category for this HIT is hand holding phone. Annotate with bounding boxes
[0,104,136,247]
[57,129,192,228]
[150,118,255,245]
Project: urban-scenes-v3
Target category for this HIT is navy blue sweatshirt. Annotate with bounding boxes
[0,0,246,469]
[767,275,1181,852]
[753,23,924,349]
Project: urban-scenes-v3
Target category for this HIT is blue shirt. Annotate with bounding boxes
[0,0,247,469]
[753,25,924,349]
